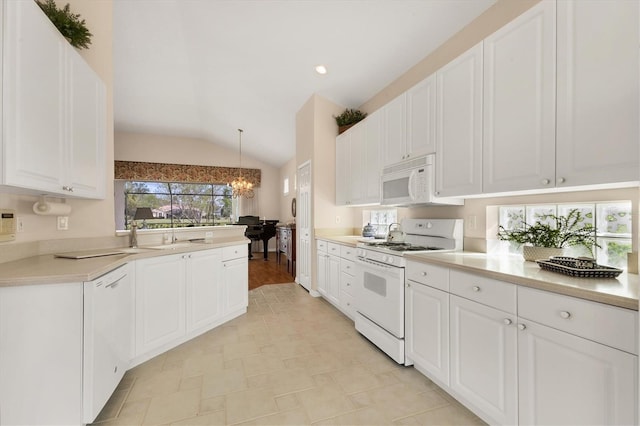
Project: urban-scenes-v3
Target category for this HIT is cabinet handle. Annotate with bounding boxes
[472,286,480,292]
[346,282,351,286]
[435,191,440,196]
[517,323,526,331]
[503,318,512,325]
[559,311,571,319]
[541,179,550,185]
[557,177,566,184]
[62,185,74,192]
[406,283,411,288]
[421,272,427,277]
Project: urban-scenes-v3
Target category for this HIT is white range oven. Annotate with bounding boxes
[354,218,462,365]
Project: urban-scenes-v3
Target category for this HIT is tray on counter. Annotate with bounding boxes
[536,256,623,279]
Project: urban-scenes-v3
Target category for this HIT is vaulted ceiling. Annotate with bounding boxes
[113,0,496,168]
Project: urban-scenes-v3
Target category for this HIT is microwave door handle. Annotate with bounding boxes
[408,170,417,201]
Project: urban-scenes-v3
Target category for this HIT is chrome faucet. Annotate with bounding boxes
[130,222,138,248]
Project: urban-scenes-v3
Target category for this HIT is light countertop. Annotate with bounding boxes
[405,252,639,310]
[0,237,248,287]
[315,235,638,310]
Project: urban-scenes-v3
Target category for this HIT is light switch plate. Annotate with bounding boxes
[57,216,69,231]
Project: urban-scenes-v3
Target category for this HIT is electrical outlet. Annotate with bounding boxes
[335,215,341,224]
[17,217,24,232]
[467,215,477,231]
[57,216,69,231]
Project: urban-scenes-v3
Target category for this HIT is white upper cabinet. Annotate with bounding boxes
[335,113,380,206]
[406,74,437,159]
[382,75,437,169]
[382,93,407,167]
[435,43,483,197]
[67,48,107,199]
[556,0,639,187]
[482,1,556,193]
[335,131,350,206]
[3,0,66,194]
[2,0,106,199]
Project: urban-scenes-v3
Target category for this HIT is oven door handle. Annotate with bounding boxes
[356,257,402,276]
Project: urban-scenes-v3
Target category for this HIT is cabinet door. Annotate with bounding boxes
[405,281,449,386]
[518,320,637,425]
[0,283,83,425]
[67,47,106,199]
[224,257,248,314]
[317,253,328,297]
[450,294,517,425]
[327,254,341,306]
[363,109,382,204]
[483,1,556,193]
[556,0,639,186]
[436,43,483,197]
[349,121,366,204]
[382,93,407,167]
[335,131,350,205]
[407,74,436,157]
[3,0,66,193]
[135,254,186,356]
[186,249,223,332]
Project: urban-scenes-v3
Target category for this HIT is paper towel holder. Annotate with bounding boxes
[33,196,72,216]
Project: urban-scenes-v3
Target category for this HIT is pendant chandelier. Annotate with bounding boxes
[230,128,254,198]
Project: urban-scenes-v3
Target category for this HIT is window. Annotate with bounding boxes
[283,177,289,195]
[123,181,233,230]
[362,209,398,237]
[497,202,632,269]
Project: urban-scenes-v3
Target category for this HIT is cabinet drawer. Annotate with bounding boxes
[340,259,355,276]
[450,269,516,314]
[340,270,355,296]
[340,291,356,320]
[340,245,357,262]
[222,245,245,261]
[327,242,341,256]
[406,261,449,292]
[316,239,327,253]
[518,287,638,354]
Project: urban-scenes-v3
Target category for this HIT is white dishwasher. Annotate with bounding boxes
[83,264,132,423]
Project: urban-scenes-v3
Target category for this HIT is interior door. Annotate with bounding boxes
[297,161,311,290]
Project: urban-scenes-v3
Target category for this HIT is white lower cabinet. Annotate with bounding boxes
[449,294,518,426]
[134,246,248,365]
[135,253,187,358]
[316,239,356,318]
[518,320,637,425]
[186,249,223,333]
[223,245,249,314]
[405,279,449,386]
[0,282,83,425]
[405,261,638,426]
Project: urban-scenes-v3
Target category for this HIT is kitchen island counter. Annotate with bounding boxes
[0,236,249,287]
[405,251,639,310]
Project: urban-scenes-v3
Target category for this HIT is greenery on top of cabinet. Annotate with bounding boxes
[36,0,92,49]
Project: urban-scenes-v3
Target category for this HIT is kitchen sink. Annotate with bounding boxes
[117,247,155,254]
[142,242,195,250]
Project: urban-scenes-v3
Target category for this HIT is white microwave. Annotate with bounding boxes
[380,154,463,206]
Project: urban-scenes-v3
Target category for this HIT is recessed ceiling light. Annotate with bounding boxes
[315,65,328,75]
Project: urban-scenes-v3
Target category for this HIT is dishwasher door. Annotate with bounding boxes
[83,264,132,423]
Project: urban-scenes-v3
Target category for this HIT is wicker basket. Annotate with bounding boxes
[522,246,564,262]
[536,256,622,278]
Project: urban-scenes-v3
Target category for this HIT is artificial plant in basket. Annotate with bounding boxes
[333,108,367,134]
[497,209,599,261]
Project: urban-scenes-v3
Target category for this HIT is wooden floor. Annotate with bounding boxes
[248,251,295,290]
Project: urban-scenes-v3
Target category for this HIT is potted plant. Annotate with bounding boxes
[334,108,367,134]
[497,209,599,261]
[36,0,93,49]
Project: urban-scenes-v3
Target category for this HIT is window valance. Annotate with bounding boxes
[114,161,261,188]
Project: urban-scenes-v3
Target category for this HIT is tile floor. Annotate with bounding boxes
[92,283,485,425]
